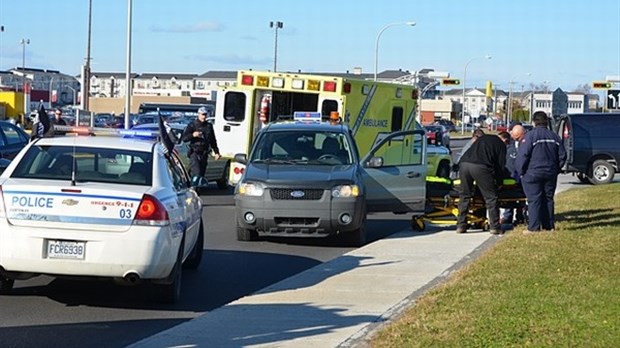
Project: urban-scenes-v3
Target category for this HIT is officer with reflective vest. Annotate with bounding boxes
[181,106,221,186]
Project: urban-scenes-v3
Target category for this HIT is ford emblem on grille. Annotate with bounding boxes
[290,190,305,198]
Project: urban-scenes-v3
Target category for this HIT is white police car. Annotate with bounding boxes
[0,128,204,303]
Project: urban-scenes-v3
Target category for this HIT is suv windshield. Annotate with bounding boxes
[11,146,153,185]
[250,130,353,165]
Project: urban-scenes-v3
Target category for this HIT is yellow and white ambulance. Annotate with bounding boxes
[214,70,451,185]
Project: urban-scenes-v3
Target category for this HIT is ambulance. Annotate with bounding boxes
[214,70,451,185]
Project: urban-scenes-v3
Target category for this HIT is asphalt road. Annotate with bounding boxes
[0,187,412,348]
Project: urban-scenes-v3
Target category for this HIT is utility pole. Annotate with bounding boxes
[82,0,92,110]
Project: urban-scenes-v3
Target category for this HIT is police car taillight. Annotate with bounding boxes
[134,194,169,225]
[563,124,570,139]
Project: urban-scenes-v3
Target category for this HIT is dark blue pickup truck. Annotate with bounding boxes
[556,113,620,185]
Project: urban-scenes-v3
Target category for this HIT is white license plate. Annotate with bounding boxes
[47,240,86,260]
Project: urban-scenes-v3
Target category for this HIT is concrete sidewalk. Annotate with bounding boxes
[129,228,496,348]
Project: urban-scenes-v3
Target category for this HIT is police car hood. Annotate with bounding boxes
[0,179,147,232]
[244,163,357,187]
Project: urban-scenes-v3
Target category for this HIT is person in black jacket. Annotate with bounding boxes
[50,108,67,136]
[181,106,221,186]
[516,111,566,233]
[456,133,507,235]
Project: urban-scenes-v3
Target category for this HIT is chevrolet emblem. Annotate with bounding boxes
[62,199,79,206]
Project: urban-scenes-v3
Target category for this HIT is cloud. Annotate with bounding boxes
[192,54,271,66]
[151,21,223,33]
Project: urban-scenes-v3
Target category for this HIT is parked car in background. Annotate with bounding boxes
[423,125,451,150]
[0,121,30,174]
[435,119,456,133]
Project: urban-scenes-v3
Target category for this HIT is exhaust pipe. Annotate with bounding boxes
[123,273,140,284]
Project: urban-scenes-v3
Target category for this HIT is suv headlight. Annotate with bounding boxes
[237,182,265,197]
[331,185,360,198]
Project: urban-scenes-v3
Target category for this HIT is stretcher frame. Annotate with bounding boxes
[411,179,527,232]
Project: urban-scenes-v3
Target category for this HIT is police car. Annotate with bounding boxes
[234,112,427,246]
[0,127,204,303]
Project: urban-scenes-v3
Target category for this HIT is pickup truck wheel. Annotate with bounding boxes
[0,276,14,294]
[589,160,614,185]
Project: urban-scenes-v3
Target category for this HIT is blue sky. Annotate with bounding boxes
[1,0,619,92]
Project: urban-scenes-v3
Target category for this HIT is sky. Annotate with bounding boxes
[0,0,619,93]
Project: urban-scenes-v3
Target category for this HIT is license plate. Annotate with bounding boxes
[47,240,86,260]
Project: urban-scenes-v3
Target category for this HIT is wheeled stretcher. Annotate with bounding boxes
[411,176,527,231]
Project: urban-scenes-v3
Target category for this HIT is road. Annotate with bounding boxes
[0,138,610,347]
[0,187,412,348]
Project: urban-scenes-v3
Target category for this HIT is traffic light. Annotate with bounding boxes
[441,78,460,86]
[592,81,612,89]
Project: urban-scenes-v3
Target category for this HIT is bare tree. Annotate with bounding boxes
[529,82,550,92]
[572,83,593,95]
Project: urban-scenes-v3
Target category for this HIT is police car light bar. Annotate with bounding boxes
[293,111,322,122]
[53,125,159,139]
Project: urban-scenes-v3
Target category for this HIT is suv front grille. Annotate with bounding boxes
[270,188,324,200]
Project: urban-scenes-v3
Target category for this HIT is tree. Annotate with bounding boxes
[573,83,592,95]
[529,82,550,92]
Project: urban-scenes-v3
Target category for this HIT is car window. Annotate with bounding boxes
[165,152,190,190]
[251,130,352,164]
[371,132,423,167]
[1,123,27,145]
[10,145,153,185]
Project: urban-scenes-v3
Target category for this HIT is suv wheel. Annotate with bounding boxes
[589,160,614,185]
[236,225,258,241]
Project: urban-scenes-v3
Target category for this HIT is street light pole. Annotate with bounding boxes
[461,54,491,134]
[507,72,531,124]
[374,21,416,82]
[269,21,283,72]
[20,38,30,120]
[124,0,133,129]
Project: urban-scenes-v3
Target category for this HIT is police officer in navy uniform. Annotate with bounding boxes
[181,106,221,186]
[516,111,566,233]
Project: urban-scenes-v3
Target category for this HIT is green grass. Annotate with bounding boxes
[370,183,620,348]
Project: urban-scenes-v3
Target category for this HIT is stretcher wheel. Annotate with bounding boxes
[411,217,425,231]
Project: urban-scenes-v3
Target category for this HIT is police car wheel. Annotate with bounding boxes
[184,220,204,270]
[0,276,14,294]
[149,242,183,303]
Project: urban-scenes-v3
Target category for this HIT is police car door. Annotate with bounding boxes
[361,130,426,214]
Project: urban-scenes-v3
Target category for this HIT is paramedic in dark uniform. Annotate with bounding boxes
[181,106,221,186]
[456,134,507,235]
[515,111,566,233]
